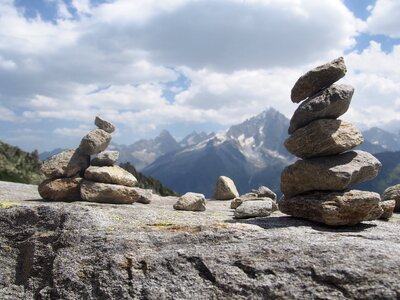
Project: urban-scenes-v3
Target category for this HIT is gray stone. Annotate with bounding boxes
[285,119,363,159]
[288,84,354,134]
[84,166,138,187]
[291,57,347,103]
[279,190,382,225]
[1,181,400,299]
[173,192,206,211]
[91,151,119,166]
[234,200,273,219]
[40,149,89,179]
[133,188,153,204]
[281,150,381,197]
[231,194,278,211]
[79,129,111,155]
[383,184,400,212]
[251,186,277,200]
[380,200,396,220]
[95,116,115,133]
[80,180,139,204]
[213,176,239,200]
[38,177,82,202]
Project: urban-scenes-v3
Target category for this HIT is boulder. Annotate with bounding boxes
[38,177,83,202]
[281,150,381,197]
[40,149,89,179]
[84,166,138,187]
[213,176,239,200]
[383,184,400,212]
[284,119,363,159]
[279,190,382,226]
[291,57,347,103]
[233,200,274,219]
[380,200,396,220]
[133,188,153,204]
[80,180,139,204]
[79,129,111,155]
[95,116,115,133]
[173,192,206,211]
[91,151,119,166]
[251,186,277,200]
[288,84,353,134]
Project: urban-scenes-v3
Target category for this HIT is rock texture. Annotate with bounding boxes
[133,188,153,204]
[380,200,396,220]
[288,84,353,134]
[383,184,400,212]
[2,181,400,300]
[91,151,119,166]
[281,150,381,197]
[40,149,89,178]
[84,166,138,187]
[230,194,277,210]
[173,192,206,211]
[79,129,112,156]
[234,200,274,219]
[285,119,363,159]
[279,190,382,226]
[291,57,347,103]
[251,186,277,200]
[95,116,116,133]
[213,176,239,200]
[80,180,140,204]
[38,177,82,202]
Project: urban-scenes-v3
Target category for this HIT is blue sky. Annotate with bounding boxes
[1,0,400,152]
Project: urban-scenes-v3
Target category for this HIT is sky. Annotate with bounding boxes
[0,0,400,152]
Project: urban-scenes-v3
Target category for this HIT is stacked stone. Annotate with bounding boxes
[38,116,147,204]
[279,57,383,226]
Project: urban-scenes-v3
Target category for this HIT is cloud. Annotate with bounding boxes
[53,124,91,137]
[0,105,16,121]
[366,0,400,38]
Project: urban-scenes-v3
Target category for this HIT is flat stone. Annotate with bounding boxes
[95,116,115,133]
[173,192,206,211]
[91,151,119,167]
[231,194,278,211]
[84,166,138,187]
[285,119,363,159]
[133,188,153,204]
[80,180,139,204]
[251,186,277,200]
[288,84,353,134]
[279,190,382,226]
[281,150,381,197]
[234,200,274,219]
[40,149,89,179]
[383,184,400,212]
[213,176,239,200]
[38,177,82,202]
[79,129,111,156]
[380,200,396,220]
[291,57,347,103]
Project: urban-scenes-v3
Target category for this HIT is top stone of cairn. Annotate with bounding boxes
[291,57,347,103]
[95,116,115,133]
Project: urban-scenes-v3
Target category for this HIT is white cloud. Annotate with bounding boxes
[0,55,16,70]
[53,124,91,137]
[366,0,400,38]
[0,105,16,121]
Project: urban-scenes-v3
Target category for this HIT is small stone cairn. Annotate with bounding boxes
[38,116,150,204]
[279,57,383,226]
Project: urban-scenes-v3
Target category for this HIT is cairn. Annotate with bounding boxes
[38,116,149,204]
[279,57,383,226]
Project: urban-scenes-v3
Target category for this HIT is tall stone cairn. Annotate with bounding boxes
[38,116,146,204]
[279,57,384,226]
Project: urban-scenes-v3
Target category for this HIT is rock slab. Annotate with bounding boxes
[91,150,119,166]
[80,180,139,204]
[40,149,89,179]
[213,176,239,200]
[279,190,382,225]
[84,166,138,187]
[281,150,381,197]
[173,192,206,211]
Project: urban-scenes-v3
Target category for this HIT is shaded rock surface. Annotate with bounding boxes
[84,166,138,187]
[40,149,89,179]
[91,151,119,167]
[383,184,400,212]
[279,190,382,226]
[380,200,396,220]
[288,84,353,134]
[173,192,206,212]
[285,119,363,159]
[234,200,274,219]
[80,180,139,204]
[1,181,400,300]
[133,188,153,204]
[213,176,239,200]
[95,116,116,133]
[38,177,82,202]
[79,129,112,156]
[281,150,381,197]
[291,57,347,103]
[251,186,277,200]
